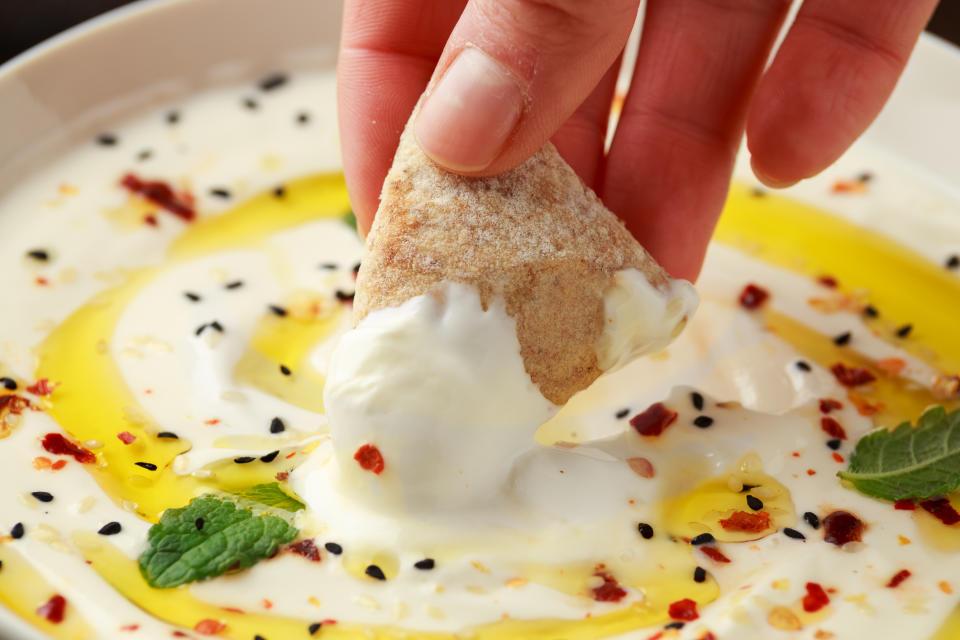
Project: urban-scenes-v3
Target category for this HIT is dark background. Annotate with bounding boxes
[1,0,958,65]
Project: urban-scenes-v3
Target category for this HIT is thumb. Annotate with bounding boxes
[413,0,639,175]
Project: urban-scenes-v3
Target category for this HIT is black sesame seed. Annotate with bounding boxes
[224,280,244,290]
[947,255,960,270]
[308,622,322,635]
[273,186,286,198]
[195,517,204,530]
[863,305,879,318]
[690,391,704,411]
[857,171,873,183]
[739,483,759,493]
[896,324,913,338]
[184,292,201,302]
[259,72,288,92]
[319,263,338,270]
[156,431,179,439]
[269,417,286,434]
[783,527,806,540]
[693,566,706,583]
[209,188,231,199]
[254,635,267,640]
[693,415,714,429]
[690,533,715,546]
[365,564,386,580]
[243,97,259,110]
[637,522,654,539]
[833,332,852,346]
[665,622,685,630]
[795,360,812,372]
[296,111,312,126]
[268,305,288,317]
[233,456,256,464]
[98,522,122,535]
[11,523,24,539]
[136,149,153,161]
[803,511,821,529]
[166,110,180,125]
[0,377,16,390]
[746,495,763,511]
[335,290,355,301]
[210,321,224,332]
[827,438,842,451]
[279,364,292,376]
[31,491,53,503]
[414,558,435,570]
[135,462,158,471]
[96,133,117,146]
[324,542,343,555]
[260,450,280,463]
[26,249,50,261]
[614,408,630,420]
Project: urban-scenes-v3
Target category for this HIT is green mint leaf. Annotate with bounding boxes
[838,406,960,501]
[343,210,357,231]
[230,482,305,512]
[139,495,298,588]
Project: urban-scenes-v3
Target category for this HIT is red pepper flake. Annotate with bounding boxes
[848,392,883,416]
[699,634,717,640]
[591,569,627,602]
[886,569,912,588]
[173,632,189,638]
[822,510,864,546]
[738,283,769,310]
[262,599,273,610]
[807,469,817,475]
[354,444,385,474]
[36,594,66,623]
[41,433,95,463]
[51,460,67,471]
[699,546,731,563]
[26,379,57,396]
[120,173,196,222]
[817,275,839,288]
[893,499,916,511]
[668,598,699,621]
[120,624,140,631]
[144,214,159,227]
[820,416,847,439]
[204,418,221,426]
[117,431,136,445]
[920,498,960,525]
[629,402,678,437]
[819,398,843,413]
[719,510,772,532]
[802,582,830,612]
[275,471,289,482]
[830,363,876,387]
[0,394,31,417]
[193,618,226,635]
[287,539,322,562]
[832,452,845,463]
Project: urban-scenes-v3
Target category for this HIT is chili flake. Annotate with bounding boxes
[36,594,66,623]
[803,582,830,612]
[629,403,678,437]
[817,275,839,288]
[738,283,769,310]
[819,398,843,413]
[121,173,195,221]
[893,500,916,511]
[667,598,699,621]
[699,547,730,563]
[26,379,56,396]
[919,498,960,525]
[830,363,876,387]
[822,510,864,546]
[41,433,95,463]
[288,539,322,562]
[886,569,911,588]
[719,510,771,533]
[591,569,627,602]
[193,618,226,635]
[117,431,136,445]
[354,444,385,475]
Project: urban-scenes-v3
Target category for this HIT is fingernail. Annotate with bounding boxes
[751,157,798,189]
[415,48,523,172]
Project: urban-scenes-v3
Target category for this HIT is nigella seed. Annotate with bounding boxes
[259,72,288,92]
[269,417,285,434]
[211,321,224,332]
[896,324,913,338]
[335,290,355,301]
[740,484,759,493]
[233,456,256,464]
[195,517,204,530]
[319,263,337,270]
[693,566,707,583]
[946,254,959,270]
[137,149,153,162]
[31,492,53,503]
[166,110,180,125]
[324,542,343,555]
[26,249,50,261]
[273,186,286,198]
[690,391,704,411]
[279,364,292,376]
[746,495,763,511]
[637,523,654,539]
[857,171,873,183]
[353,262,361,274]
[11,523,24,539]
[98,522,122,536]
[260,450,280,463]
[195,321,224,336]
[833,332,852,346]
[365,564,386,580]
[0,377,16,390]
[156,431,179,439]
[296,111,311,126]
[863,305,879,318]
[135,462,157,471]
[184,292,201,302]
[615,408,630,420]
[827,438,842,451]
[665,622,685,630]
[308,622,322,635]
[693,415,714,428]
[268,305,288,317]
[783,527,806,540]
[690,533,715,546]
[414,558,435,570]
[803,512,821,529]
[209,188,231,199]
[795,360,812,372]
[224,280,244,290]
[243,97,259,110]
[254,635,267,640]
[96,133,118,146]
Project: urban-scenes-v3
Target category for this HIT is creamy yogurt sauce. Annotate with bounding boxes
[1,70,959,640]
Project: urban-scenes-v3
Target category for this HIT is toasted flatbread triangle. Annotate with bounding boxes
[354,122,673,405]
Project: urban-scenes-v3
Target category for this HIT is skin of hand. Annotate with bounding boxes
[338,0,939,281]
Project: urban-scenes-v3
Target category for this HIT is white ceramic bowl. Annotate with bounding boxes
[0,1,957,637]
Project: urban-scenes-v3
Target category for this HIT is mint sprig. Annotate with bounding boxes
[231,482,305,512]
[839,406,960,501]
[139,496,298,588]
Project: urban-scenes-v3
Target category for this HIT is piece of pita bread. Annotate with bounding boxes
[354,121,678,406]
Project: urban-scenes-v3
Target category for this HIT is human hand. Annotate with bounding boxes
[338,0,939,281]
